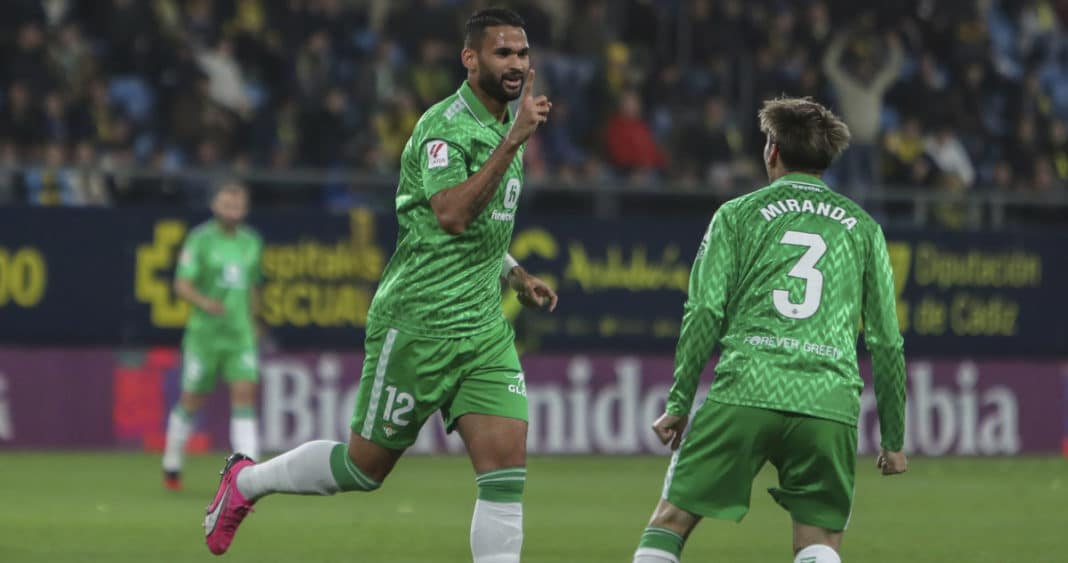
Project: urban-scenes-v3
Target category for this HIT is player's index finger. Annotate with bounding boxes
[522,68,535,98]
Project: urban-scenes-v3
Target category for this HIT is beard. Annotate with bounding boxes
[478,65,524,104]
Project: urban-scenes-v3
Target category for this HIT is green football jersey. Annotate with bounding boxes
[665,173,906,450]
[368,81,525,338]
[176,220,263,344]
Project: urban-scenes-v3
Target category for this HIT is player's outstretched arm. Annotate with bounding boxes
[429,69,550,235]
[862,226,907,457]
[663,208,736,420]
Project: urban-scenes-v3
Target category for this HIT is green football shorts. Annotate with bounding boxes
[663,400,857,531]
[180,333,259,394]
[351,317,527,450]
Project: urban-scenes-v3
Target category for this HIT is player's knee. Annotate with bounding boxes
[648,500,697,536]
[344,434,401,485]
[229,382,258,405]
[475,466,526,503]
[179,392,208,413]
[347,450,392,486]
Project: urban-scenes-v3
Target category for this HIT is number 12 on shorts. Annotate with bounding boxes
[382,385,415,426]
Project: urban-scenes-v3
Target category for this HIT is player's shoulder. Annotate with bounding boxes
[237,224,263,245]
[185,220,216,241]
[412,88,475,143]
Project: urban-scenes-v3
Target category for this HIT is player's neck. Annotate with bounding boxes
[770,169,823,183]
[215,220,239,236]
[467,79,508,123]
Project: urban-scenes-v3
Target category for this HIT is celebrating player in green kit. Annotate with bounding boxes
[162,181,264,491]
[202,9,557,560]
[632,98,907,563]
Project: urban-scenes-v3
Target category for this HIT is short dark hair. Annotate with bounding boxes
[465,8,526,49]
[758,97,851,173]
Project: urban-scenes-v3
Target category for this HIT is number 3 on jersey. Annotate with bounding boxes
[773,231,826,320]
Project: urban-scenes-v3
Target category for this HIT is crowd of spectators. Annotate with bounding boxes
[0,0,1066,215]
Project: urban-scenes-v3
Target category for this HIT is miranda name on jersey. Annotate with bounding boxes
[759,199,858,230]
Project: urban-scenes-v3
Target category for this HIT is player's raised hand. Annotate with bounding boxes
[506,68,551,147]
[652,413,688,451]
[876,449,908,476]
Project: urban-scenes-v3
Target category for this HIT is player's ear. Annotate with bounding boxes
[461,47,478,72]
[766,141,779,168]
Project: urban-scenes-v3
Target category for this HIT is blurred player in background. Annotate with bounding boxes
[632,98,907,563]
[201,8,557,561]
[161,181,263,491]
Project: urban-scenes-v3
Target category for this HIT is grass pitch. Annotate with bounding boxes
[0,453,1064,562]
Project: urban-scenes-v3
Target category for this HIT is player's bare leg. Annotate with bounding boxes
[792,522,843,563]
[345,431,404,482]
[459,414,527,563]
[228,380,260,461]
[161,391,209,490]
[634,498,700,562]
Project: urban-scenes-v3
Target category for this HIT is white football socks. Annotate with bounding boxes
[230,413,259,461]
[236,440,381,501]
[634,548,681,563]
[237,440,340,500]
[161,406,193,472]
[470,499,523,563]
[795,544,841,563]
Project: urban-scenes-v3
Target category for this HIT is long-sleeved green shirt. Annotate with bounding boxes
[666,173,907,450]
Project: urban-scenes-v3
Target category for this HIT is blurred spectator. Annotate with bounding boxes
[69,142,111,205]
[676,96,741,191]
[0,83,42,151]
[0,141,24,204]
[25,143,77,205]
[925,126,976,189]
[603,90,666,178]
[197,38,253,117]
[539,98,590,182]
[0,0,1060,214]
[295,29,335,102]
[300,87,357,168]
[1048,119,1068,182]
[823,29,904,195]
[883,116,926,185]
[357,39,406,107]
[894,53,951,128]
[47,24,97,101]
[990,159,1015,191]
[371,92,419,170]
[564,1,610,60]
[7,23,51,94]
[1006,118,1042,182]
[409,40,456,110]
[41,91,72,145]
[99,0,160,75]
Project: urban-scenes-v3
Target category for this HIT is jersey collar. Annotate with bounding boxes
[773,172,829,190]
[458,81,512,134]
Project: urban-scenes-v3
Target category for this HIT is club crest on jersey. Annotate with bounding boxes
[427,140,448,169]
